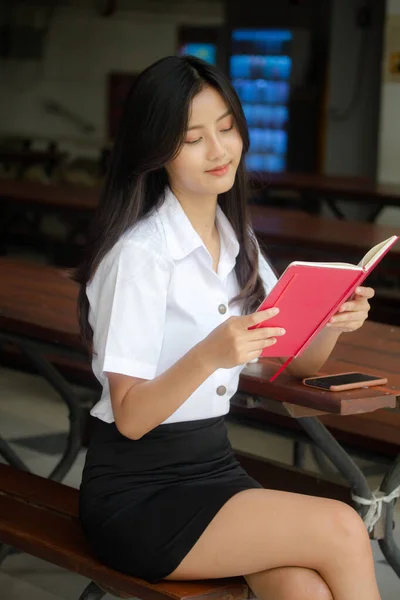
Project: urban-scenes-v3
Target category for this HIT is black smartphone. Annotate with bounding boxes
[302,372,388,392]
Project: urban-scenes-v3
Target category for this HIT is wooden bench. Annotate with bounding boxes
[0,456,353,600]
[0,464,250,600]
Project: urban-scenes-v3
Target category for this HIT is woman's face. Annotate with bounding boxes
[166,86,243,198]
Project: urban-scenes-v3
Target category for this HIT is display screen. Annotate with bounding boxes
[230,29,292,173]
[179,43,217,65]
[304,373,382,388]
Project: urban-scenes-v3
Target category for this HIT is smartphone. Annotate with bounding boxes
[302,372,388,392]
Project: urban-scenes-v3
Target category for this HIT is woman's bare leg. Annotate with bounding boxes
[245,567,333,600]
[165,489,381,600]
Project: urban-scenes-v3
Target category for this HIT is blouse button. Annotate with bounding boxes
[218,304,227,315]
[216,385,227,396]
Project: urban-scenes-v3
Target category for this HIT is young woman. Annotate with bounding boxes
[76,55,380,600]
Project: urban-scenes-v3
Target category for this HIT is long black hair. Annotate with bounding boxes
[75,55,266,347]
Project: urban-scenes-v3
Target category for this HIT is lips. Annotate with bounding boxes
[206,162,231,175]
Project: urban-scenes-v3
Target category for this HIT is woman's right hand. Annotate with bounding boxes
[201,308,285,370]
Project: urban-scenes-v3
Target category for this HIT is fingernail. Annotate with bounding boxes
[280,328,286,335]
[272,308,279,315]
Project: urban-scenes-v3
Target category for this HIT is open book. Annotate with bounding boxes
[293,236,398,272]
[250,236,398,381]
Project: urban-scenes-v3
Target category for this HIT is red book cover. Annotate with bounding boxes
[250,235,398,377]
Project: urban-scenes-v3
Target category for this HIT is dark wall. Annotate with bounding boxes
[225,0,330,28]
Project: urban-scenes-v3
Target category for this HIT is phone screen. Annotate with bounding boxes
[304,373,382,389]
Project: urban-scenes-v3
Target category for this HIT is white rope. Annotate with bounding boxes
[351,485,400,532]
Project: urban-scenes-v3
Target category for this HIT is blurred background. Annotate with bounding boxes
[1,3,400,599]
[1,0,400,318]
[0,0,392,181]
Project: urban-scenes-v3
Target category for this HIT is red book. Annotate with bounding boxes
[250,235,399,381]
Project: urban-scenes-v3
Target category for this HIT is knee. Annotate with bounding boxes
[329,501,370,550]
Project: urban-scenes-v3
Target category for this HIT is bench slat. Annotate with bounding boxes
[0,492,249,600]
[0,463,79,517]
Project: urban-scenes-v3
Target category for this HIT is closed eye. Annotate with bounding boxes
[185,138,202,145]
[221,125,234,132]
[185,125,234,145]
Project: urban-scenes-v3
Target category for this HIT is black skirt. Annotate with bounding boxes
[79,415,262,583]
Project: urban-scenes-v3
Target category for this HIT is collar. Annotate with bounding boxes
[157,188,240,263]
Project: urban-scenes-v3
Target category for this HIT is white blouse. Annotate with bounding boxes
[87,187,277,424]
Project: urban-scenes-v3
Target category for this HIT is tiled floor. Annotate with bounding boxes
[0,366,399,599]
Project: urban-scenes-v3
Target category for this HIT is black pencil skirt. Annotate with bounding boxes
[79,415,262,583]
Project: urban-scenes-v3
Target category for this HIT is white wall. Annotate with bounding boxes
[0,3,223,157]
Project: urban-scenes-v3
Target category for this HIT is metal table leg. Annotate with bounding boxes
[0,333,86,567]
[299,416,400,578]
[0,435,30,471]
[378,453,400,573]
[0,543,10,565]
[323,196,384,222]
[310,445,337,474]
[292,441,307,469]
[0,332,84,482]
[79,582,106,600]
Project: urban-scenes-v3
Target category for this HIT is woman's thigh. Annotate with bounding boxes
[164,488,368,580]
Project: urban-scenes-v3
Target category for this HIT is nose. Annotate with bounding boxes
[206,133,226,162]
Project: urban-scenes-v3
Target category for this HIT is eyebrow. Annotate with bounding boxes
[187,109,232,131]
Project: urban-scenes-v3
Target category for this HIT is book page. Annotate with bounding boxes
[291,261,360,270]
[285,236,397,273]
[359,236,398,269]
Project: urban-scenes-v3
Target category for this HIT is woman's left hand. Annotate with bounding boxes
[326,286,375,333]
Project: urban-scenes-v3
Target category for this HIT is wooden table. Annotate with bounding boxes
[0,179,97,212]
[0,257,400,577]
[0,180,94,256]
[2,173,400,221]
[0,257,398,412]
[253,172,400,221]
[1,178,399,263]
[251,205,400,263]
